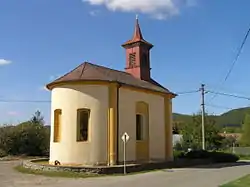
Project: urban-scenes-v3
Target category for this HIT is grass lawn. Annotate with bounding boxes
[220,175,250,187]
[14,165,161,178]
[238,155,250,160]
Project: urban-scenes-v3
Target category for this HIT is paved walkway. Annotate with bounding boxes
[1,161,250,187]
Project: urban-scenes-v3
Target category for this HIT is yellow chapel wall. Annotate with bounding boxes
[118,88,166,162]
[49,84,109,165]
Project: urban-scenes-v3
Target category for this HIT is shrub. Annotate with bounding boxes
[209,151,239,163]
[184,150,211,159]
[0,122,50,156]
[183,150,239,163]
[173,150,185,159]
[0,148,7,158]
[174,142,183,151]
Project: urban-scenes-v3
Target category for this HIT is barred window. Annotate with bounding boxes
[77,109,90,142]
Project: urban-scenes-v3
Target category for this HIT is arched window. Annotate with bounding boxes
[54,109,62,142]
[136,114,144,140]
[135,101,149,141]
[77,109,90,142]
[129,53,136,67]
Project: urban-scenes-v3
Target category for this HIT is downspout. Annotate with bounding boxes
[116,83,121,164]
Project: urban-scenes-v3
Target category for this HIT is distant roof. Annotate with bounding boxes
[46,62,175,96]
[218,133,242,139]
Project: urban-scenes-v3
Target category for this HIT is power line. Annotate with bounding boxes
[206,83,245,94]
[205,104,234,110]
[224,27,250,82]
[176,90,199,95]
[208,25,250,103]
[207,90,250,100]
[0,99,51,103]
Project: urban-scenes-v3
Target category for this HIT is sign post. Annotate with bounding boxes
[121,132,129,175]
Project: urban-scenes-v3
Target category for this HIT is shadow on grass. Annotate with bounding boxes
[185,161,250,169]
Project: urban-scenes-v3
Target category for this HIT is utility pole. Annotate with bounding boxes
[200,84,206,150]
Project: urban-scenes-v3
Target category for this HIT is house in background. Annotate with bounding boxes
[46,17,176,166]
[173,134,183,146]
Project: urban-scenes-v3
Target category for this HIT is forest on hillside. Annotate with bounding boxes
[173,107,250,133]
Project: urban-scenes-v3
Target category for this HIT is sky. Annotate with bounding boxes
[0,0,250,125]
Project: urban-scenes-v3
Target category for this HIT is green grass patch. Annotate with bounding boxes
[237,155,250,160]
[14,165,161,178]
[14,165,100,178]
[32,160,50,165]
[220,175,250,187]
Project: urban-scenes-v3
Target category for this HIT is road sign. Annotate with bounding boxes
[121,132,130,143]
[121,132,129,175]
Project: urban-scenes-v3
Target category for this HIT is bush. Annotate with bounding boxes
[173,150,185,159]
[0,122,50,157]
[184,150,211,159]
[0,148,7,158]
[209,152,239,163]
[182,150,239,163]
[174,142,183,151]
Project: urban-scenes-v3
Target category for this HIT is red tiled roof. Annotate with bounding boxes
[46,62,175,96]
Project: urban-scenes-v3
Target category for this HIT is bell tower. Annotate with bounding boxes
[122,16,153,81]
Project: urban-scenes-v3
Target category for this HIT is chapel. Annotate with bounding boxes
[46,17,176,166]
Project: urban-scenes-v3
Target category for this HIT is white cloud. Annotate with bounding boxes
[7,111,20,116]
[89,10,100,16]
[0,59,12,65]
[82,0,197,19]
[39,86,49,91]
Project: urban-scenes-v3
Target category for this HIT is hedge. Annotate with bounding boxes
[176,150,239,163]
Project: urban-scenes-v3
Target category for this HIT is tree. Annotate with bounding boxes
[0,110,50,157]
[180,112,223,150]
[30,110,44,125]
[221,126,242,133]
[0,122,50,156]
[222,136,237,148]
[240,114,250,146]
[173,121,185,134]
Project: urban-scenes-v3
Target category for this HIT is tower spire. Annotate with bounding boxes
[121,16,153,81]
[132,15,144,41]
[121,17,153,48]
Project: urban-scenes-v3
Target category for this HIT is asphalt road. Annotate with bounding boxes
[1,161,250,187]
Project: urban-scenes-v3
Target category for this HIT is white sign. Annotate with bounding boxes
[121,132,130,143]
[121,132,129,175]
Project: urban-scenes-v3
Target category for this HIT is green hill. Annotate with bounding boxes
[217,107,250,126]
[173,107,250,127]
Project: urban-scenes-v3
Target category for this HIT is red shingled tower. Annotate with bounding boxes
[122,16,153,81]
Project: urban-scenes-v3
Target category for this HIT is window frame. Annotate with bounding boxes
[136,113,144,141]
[53,109,62,143]
[129,53,136,68]
[76,108,90,142]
